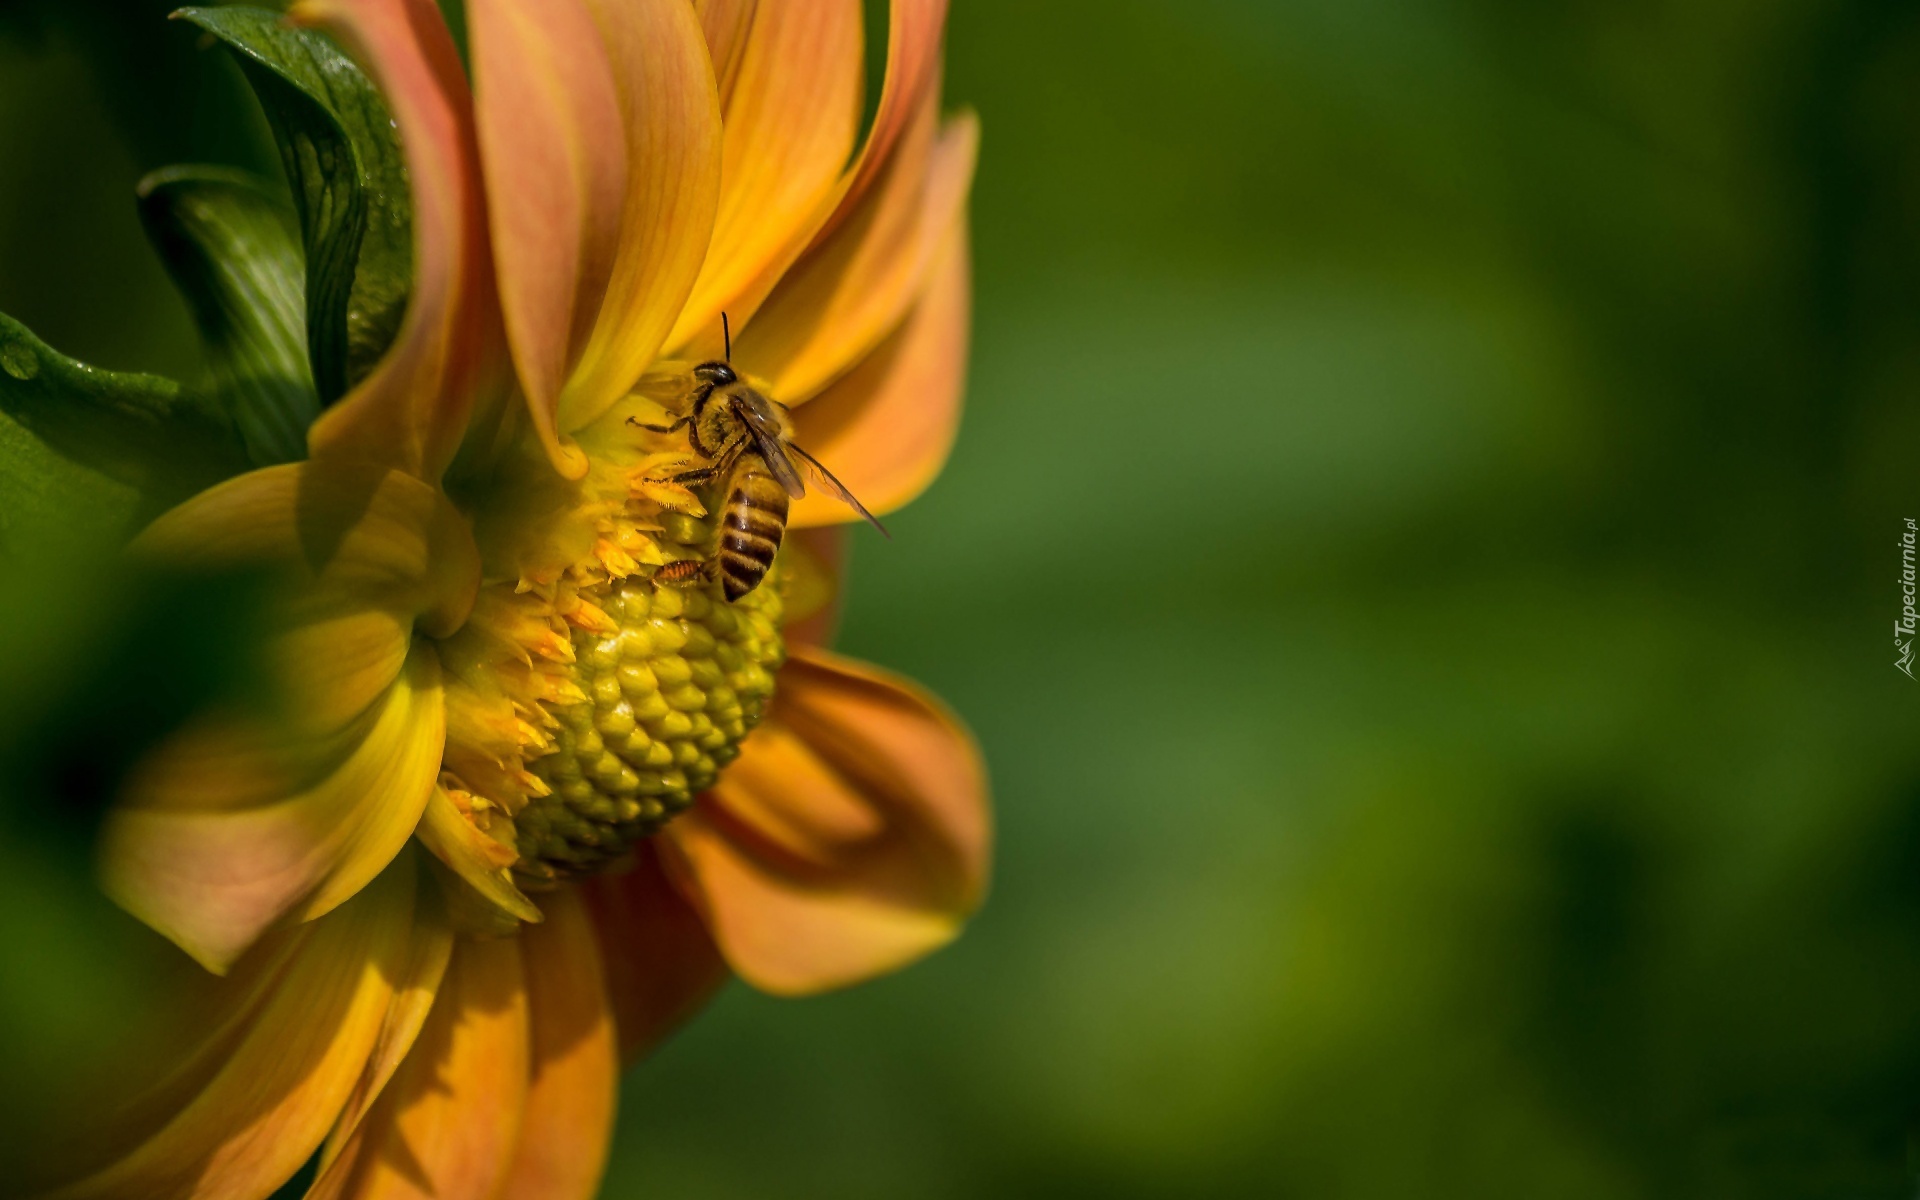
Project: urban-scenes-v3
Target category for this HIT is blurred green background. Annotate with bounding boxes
[5,0,1920,1195]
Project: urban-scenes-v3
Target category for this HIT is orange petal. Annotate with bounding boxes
[694,0,758,106]
[740,106,976,403]
[34,862,421,1200]
[102,643,446,974]
[293,0,494,481]
[673,0,954,350]
[787,214,970,527]
[665,0,864,354]
[828,0,952,235]
[662,645,989,996]
[781,525,847,651]
[316,882,456,1183]
[310,937,531,1200]
[560,0,724,436]
[583,841,728,1062]
[497,890,618,1200]
[469,0,621,479]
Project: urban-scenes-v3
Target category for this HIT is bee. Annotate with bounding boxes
[631,316,886,601]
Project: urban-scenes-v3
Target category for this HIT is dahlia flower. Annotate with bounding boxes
[19,0,986,1195]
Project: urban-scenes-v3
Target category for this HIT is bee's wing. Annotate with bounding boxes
[733,391,808,498]
[745,423,808,499]
[787,443,890,537]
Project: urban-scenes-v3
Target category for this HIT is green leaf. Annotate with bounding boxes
[175,5,412,404]
[138,165,318,466]
[0,312,250,542]
[0,415,140,552]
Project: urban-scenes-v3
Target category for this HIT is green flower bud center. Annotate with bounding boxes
[513,570,785,886]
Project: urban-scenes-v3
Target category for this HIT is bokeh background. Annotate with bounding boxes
[4,0,1920,1195]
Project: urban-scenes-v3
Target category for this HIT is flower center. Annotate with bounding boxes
[432,378,819,898]
[510,566,786,887]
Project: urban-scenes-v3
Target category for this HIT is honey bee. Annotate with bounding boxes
[631,316,886,601]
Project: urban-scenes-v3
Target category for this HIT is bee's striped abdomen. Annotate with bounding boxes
[718,455,789,601]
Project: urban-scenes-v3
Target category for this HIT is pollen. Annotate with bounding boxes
[509,570,785,887]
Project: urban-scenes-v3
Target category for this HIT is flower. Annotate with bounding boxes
[24,1,986,1196]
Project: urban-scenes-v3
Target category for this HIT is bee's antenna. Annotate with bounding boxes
[722,312,732,362]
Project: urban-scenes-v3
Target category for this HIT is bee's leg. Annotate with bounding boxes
[628,415,693,434]
[669,465,723,486]
[654,560,712,588]
[658,436,745,487]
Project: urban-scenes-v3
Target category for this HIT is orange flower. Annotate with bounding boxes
[26,2,985,1197]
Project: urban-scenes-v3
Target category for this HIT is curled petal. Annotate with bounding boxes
[830,0,952,232]
[33,863,422,1200]
[469,0,623,479]
[310,937,530,1200]
[583,842,728,1062]
[108,465,478,970]
[562,0,724,436]
[662,646,989,996]
[666,0,863,354]
[102,643,446,974]
[498,890,618,1200]
[741,107,977,403]
[788,215,971,528]
[416,787,543,928]
[292,0,495,481]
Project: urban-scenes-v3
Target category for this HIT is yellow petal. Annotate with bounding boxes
[276,611,414,740]
[498,890,618,1200]
[134,462,481,641]
[787,215,971,527]
[583,842,728,1062]
[32,862,421,1200]
[109,465,478,969]
[416,786,543,926]
[292,0,496,481]
[468,0,622,479]
[740,107,976,404]
[662,645,989,996]
[102,644,447,974]
[289,649,446,929]
[310,937,531,1200]
[560,0,724,436]
[665,0,864,354]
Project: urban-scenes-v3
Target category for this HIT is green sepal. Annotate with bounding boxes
[0,312,251,544]
[138,165,318,466]
[174,5,412,405]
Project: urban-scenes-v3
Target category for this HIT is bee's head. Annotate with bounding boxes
[692,360,737,386]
